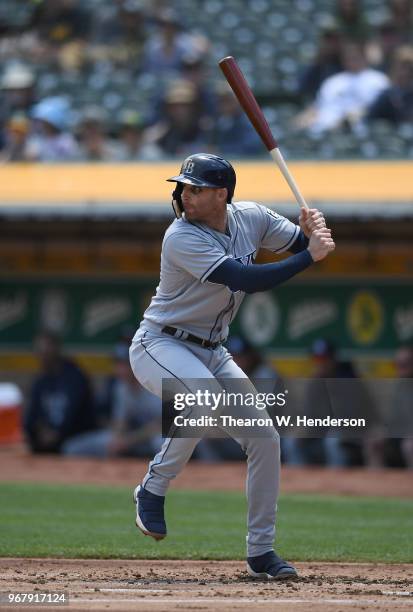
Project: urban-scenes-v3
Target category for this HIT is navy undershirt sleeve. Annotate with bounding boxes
[288,229,309,253]
[208,249,314,293]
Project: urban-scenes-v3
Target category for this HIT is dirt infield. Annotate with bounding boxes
[1,449,412,610]
[1,559,412,611]
[1,447,412,497]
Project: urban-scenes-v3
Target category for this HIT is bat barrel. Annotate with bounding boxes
[219,55,308,210]
[219,56,277,151]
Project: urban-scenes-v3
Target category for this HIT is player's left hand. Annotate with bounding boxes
[299,208,326,237]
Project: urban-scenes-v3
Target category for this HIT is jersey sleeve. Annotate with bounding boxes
[258,205,300,253]
[163,230,229,283]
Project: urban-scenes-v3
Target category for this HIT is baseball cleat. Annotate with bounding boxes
[247,551,298,580]
[133,485,167,541]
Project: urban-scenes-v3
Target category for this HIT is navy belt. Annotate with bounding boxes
[162,326,222,349]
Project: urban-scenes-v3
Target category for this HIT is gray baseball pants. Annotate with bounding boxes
[130,322,280,557]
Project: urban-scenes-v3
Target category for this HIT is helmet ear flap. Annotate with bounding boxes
[171,182,184,218]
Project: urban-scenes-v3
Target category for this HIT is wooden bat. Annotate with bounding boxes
[218,55,309,210]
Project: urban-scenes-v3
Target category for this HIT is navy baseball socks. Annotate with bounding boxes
[247,551,298,580]
[133,485,167,541]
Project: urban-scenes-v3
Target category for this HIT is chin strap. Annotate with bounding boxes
[171,183,184,218]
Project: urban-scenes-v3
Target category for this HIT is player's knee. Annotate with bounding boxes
[269,429,281,453]
[263,429,281,458]
[244,428,280,458]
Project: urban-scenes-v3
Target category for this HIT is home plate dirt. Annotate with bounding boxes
[1,559,412,611]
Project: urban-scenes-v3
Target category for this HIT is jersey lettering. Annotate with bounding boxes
[265,207,280,220]
[234,251,255,266]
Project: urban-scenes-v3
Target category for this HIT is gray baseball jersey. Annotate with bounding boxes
[138,201,298,342]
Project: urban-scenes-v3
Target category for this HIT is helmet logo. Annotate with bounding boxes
[183,160,195,174]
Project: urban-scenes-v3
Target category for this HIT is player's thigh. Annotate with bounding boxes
[213,345,249,379]
[213,345,259,399]
[213,347,279,445]
[130,332,217,398]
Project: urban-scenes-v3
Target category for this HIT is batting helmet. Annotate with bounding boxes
[167,153,236,218]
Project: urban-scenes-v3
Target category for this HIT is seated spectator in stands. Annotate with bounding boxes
[28,0,91,72]
[26,96,80,161]
[367,19,405,73]
[24,330,96,454]
[29,0,91,44]
[296,41,390,134]
[226,336,281,383]
[298,24,343,102]
[283,339,382,467]
[387,0,413,44]
[76,106,123,161]
[88,0,147,71]
[211,84,263,157]
[116,109,162,161]
[334,0,370,41]
[367,0,413,71]
[142,8,209,78]
[384,345,413,468]
[0,63,36,126]
[146,79,211,157]
[146,52,216,129]
[62,343,162,458]
[367,46,413,125]
[0,113,30,162]
[95,324,136,427]
[180,52,217,119]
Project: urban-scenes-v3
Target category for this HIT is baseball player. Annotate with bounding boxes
[130,153,334,579]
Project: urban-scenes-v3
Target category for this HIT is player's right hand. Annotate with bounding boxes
[308,228,335,261]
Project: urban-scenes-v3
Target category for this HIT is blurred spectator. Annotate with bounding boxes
[89,0,147,70]
[226,336,281,382]
[180,52,217,119]
[24,330,96,454]
[211,84,263,157]
[116,109,162,160]
[62,342,162,458]
[367,20,405,73]
[29,0,91,44]
[28,0,92,72]
[0,63,36,126]
[334,0,370,41]
[283,339,382,467]
[26,96,80,161]
[95,325,136,426]
[147,52,216,130]
[0,113,30,162]
[76,106,123,161]
[298,24,343,101]
[387,0,413,44]
[296,41,390,134]
[385,345,413,468]
[366,1,412,71]
[367,46,413,125]
[142,8,209,77]
[146,79,211,156]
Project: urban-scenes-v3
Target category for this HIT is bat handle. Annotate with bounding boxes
[270,148,309,210]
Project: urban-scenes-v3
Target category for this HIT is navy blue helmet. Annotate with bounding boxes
[167,153,236,217]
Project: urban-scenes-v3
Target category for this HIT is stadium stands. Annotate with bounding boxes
[0,0,412,158]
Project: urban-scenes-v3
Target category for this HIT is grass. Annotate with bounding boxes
[0,481,412,562]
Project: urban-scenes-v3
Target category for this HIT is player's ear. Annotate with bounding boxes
[217,187,227,203]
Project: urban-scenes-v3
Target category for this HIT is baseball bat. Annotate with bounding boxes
[218,56,309,210]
